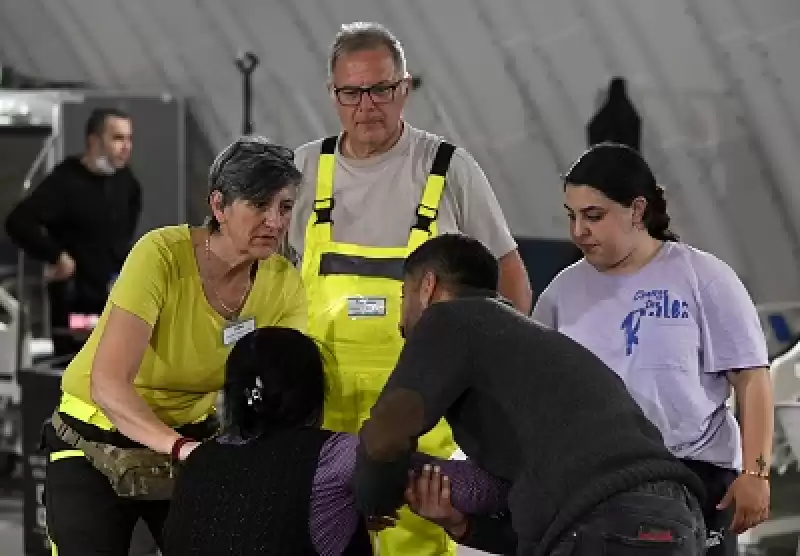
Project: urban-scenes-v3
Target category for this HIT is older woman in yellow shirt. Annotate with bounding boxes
[43,136,308,556]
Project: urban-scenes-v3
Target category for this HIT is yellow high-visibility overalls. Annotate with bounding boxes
[301,136,458,555]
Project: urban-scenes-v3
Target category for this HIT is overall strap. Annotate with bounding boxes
[408,141,457,250]
[308,136,338,245]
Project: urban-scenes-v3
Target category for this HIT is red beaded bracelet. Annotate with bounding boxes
[171,436,195,462]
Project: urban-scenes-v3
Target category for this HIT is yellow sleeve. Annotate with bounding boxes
[276,269,308,333]
[108,230,172,326]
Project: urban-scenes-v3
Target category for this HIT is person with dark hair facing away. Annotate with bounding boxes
[532,143,773,555]
[42,136,309,556]
[353,233,708,556]
[5,107,141,357]
[162,326,509,556]
[587,77,642,151]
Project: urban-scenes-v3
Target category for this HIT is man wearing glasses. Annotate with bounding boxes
[288,21,531,556]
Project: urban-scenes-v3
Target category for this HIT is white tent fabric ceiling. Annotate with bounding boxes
[0,0,799,303]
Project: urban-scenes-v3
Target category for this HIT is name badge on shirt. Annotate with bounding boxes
[222,317,256,346]
[347,297,387,317]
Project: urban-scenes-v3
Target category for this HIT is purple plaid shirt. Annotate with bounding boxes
[310,433,507,555]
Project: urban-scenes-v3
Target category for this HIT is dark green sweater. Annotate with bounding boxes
[354,296,705,556]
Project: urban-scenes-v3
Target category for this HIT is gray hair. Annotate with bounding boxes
[328,22,407,79]
[206,135,302,232]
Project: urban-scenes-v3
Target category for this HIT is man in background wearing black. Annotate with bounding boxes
[5,108,141,358]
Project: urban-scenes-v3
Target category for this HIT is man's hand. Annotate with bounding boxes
[717,474,770,534]
[405,464,469,540]
[46,252,76,282]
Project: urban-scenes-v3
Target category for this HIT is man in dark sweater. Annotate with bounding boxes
[5,107,141,357]
[354,234,707,556]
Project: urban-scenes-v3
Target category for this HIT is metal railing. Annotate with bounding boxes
[14,132,59,375]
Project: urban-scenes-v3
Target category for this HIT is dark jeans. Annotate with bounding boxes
[546,481,706,556]
[680,459,738,556]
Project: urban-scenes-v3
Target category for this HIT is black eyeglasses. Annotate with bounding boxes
[332,80,405,106]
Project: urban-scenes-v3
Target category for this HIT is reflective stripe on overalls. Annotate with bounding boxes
[301,136,458,556]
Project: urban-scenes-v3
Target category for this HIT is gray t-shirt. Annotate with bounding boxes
[288,124,516,259]
[532,241,769,470]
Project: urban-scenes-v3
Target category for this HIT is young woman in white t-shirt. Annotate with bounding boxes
[532,143,773,556]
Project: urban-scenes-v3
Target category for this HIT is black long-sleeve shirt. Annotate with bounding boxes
[354,296,705,556]
[5,156,141,309]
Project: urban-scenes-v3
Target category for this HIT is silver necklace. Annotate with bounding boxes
[205,234,251,317]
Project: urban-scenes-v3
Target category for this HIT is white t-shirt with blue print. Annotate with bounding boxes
[532,242,768,471]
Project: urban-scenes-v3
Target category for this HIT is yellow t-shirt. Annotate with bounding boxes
[60,224,307,428]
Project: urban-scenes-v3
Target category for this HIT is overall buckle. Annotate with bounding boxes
[313,197,334,224]
[413,203,439,233]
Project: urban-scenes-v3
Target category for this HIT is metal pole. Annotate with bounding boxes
[234,52,259,135]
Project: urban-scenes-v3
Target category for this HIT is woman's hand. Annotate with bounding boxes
[717,474,770,534]
[405,464,469,540]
